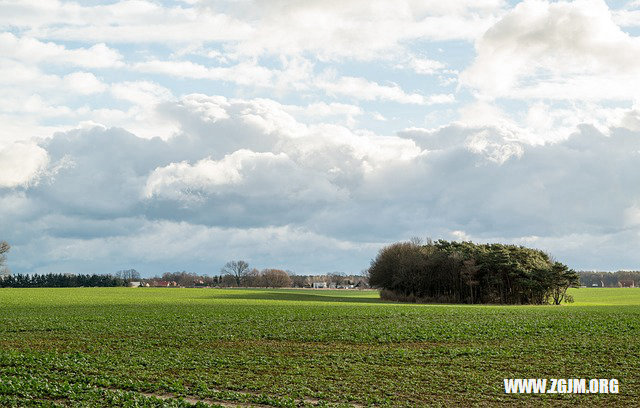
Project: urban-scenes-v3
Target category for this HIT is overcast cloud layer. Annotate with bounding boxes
[2,0,640,275]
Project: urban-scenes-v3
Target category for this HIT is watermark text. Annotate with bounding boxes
[504,378,619,394]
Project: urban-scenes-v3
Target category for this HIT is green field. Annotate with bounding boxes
[0,288,638,407]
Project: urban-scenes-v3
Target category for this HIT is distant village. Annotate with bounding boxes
[118,266,370,290]
[131,272,369,289]
[127,268,640,290]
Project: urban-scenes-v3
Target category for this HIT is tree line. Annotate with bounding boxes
[577,270,640,287]
[0,242,131,287]
[0,266,365,289]
[145,264,366,288]
[368,239,579,305]
[0,273,127,288]
[218,261,293,287]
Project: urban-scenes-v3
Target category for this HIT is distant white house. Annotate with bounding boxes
[312,282,327,289]
[128,281,141,287]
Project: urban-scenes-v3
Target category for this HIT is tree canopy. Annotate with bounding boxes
[368,240,578,305]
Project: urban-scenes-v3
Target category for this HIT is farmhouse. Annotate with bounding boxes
[151,280,178,287]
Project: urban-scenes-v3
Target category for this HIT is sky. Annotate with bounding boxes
[2,0,640,276]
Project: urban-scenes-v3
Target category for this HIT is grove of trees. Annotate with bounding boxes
[368,240,579,305]
[257,268,293,288]
[218,263,294,288]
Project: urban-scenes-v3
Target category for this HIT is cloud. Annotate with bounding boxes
[134,59,453,105]
[5,91,640,274]
[155,93,420,168]
[283,102,363,127]
[32,127,173,218]
[612,2,640,27]
[63,72,106,95]
[0,32,123,68]
[620,105,640,131]
[0,58,60,88]
[110,81,173,106]
[132,60,276,87]
[0,95,416,268]
[396,56,446,75]
[425,94,456,105]
[394,124,640,242]
[0,57,112,146]
[144,148,346,203]
[144,149,348,228]
[461,0,640,101]
[0,113,66,144]
[5,0,504,60]
[5,1,251,44]
[0,142,49,188]
[0,59,107,99]
[106,81,179,139]
[5,0,640,276]
[223,0,505,59]
[316,75,453,105]
[141,95,421,226]
[12,220,377,275]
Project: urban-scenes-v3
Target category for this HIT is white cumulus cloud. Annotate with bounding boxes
[461,0,640,101]
[0,32,123,68]
[0,142,49,188]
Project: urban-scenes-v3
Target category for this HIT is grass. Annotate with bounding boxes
[0,287,638,407]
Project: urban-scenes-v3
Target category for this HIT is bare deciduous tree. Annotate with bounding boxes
[116,269,140,281]
[243,268,262,287]
[0,241,10,277]
[221,260,250,286]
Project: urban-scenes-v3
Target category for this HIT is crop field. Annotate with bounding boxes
[0,287,638,407]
